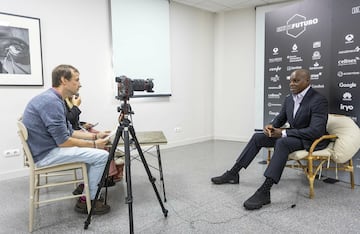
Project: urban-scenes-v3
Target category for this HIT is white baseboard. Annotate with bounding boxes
[213,135,249,142]
[0,168,28,181]
[163,136,213,149]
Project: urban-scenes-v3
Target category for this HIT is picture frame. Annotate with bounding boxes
[0,12,43,86]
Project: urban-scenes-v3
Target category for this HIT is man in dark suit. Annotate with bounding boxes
[211,69,329,210]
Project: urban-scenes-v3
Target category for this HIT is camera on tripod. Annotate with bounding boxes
[85,75,167,232]
[115,75,154,100]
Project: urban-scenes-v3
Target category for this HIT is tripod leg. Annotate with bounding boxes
[123,127,134,233]
[129,126,168,217]
[84,125,124,230]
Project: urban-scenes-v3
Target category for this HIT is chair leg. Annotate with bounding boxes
[307,157,315,199]
[73,169,78,189]
[349,159,355,189]
[267,149,271,165]
[29,174,35,232]
[35,174,40,208]
[82,165,92,214]
[45,172,48,185]
[308,176,315,199]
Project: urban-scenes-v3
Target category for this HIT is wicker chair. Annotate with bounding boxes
[267,114,360,198]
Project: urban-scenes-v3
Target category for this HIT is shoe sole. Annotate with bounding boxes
[92,207,111,215]
[243,200,271,210]
[74,205,111,215]
[211,180,239,184]
[72,186,84,195]
[74,205,87,214]
[72,190,83,195]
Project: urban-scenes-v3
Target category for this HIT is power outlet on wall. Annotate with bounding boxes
[3,149,21,158]
[174,127,182,133]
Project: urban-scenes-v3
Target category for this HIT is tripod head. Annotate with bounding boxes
[117,99,133,114]
[117,99,134,126]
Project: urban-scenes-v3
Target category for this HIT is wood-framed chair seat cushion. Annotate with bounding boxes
[326,115,360,163]
[289,142,334,160]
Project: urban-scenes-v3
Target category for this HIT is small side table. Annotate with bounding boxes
[116,131,168,202]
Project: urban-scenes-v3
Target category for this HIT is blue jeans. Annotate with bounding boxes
[36,147,108,199]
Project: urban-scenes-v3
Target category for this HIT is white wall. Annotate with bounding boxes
[0,0,215,179]
[0,0,116,179]
[213,9,256,141]
[0,0,256,179]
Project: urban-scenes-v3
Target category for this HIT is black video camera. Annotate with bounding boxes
[115,75,154,100]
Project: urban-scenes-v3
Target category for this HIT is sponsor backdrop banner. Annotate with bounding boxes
[264,0,360,184]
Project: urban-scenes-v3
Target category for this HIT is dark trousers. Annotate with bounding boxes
[235,133,304,183]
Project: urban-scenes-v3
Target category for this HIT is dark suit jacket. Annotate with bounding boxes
[271,87,329,150]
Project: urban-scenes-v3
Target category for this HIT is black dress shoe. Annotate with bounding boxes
[103,177,116,188]
[72,184,84,195]
[211,170,239,184]
[74,198,110,215]
[243,190,270,210]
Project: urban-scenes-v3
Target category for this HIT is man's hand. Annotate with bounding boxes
[96,131,111,139]
[270,128,282,138]
[82,122,93,130]
[264,124,274,137]
[71,95,81,106]
[95,138,109,149]
[263,125,282,138]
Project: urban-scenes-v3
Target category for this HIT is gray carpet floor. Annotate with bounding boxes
[0,140,359,233]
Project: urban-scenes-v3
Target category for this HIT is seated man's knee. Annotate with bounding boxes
[251,132,267,142]
[274,137,295,150]
[95,149,109,164]
[274,137,286,147]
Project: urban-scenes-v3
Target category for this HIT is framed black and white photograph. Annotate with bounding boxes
[0,12,43,86]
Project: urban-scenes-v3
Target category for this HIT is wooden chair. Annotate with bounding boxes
[267,114,360,198]
[17,119,91,232]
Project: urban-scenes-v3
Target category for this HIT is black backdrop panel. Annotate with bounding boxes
[264,0,360,184]
[264,0,332,124]
[329,0,360,119]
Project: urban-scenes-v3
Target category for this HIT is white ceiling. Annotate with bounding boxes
[171,0,295,12]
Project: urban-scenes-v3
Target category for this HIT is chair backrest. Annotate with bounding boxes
[17,120,36,170]
[327,114,360,163]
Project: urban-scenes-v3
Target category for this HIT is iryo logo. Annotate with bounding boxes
[340,104,354,111]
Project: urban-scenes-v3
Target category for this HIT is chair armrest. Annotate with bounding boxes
[308,134,337,153]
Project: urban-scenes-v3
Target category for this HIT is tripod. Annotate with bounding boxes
[84,99,168,233]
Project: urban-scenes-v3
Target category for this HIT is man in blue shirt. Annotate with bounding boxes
[23,64,110,214]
